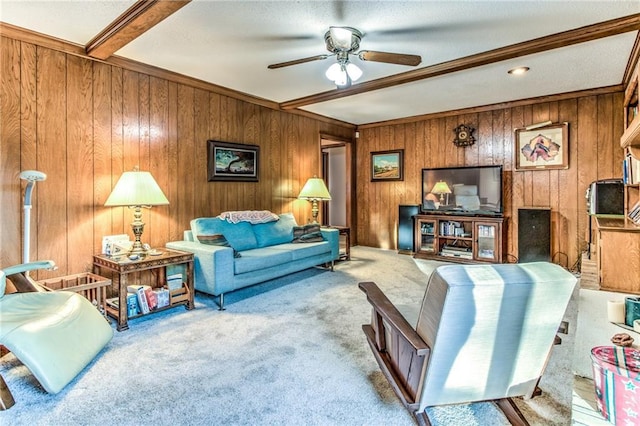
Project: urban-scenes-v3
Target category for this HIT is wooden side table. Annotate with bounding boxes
[93,248,194,331]
[324,226,350,260]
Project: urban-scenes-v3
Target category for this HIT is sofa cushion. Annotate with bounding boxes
[253,213,297,248]
[234,247,292,275]
[292,224,324,243]
[270,241,331,261]
[191,218,258,251]
[197,234,241,258]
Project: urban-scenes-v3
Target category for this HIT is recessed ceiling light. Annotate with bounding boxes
[508,66,530,76]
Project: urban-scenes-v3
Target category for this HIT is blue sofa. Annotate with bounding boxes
[166,213,339,309]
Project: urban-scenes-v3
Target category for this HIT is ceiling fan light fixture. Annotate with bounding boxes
[326,60,361,88]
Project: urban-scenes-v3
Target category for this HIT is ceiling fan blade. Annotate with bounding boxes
[358,51,422,67]
[267,54,329,69]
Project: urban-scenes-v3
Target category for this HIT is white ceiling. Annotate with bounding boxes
[1,0,639,125]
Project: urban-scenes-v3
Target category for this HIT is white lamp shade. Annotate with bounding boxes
[325,63,342,81]
[329,27,353,50]
[334,69,349,87]
[298,177,332,201]
[346,63,362,81]
[105,171,169,207]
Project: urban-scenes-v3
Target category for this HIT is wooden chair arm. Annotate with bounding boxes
[359,281,431,408]
[359,281,429,355]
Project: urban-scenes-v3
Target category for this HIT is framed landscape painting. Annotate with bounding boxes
[207,140,259,182]
[514,122,569,171]
[371,149,404,181]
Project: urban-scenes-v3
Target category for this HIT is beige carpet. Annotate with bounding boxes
[0,247,573,425]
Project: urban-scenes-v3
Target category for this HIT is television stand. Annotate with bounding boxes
[414,214,505,263]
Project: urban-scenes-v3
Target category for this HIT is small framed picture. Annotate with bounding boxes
[207,140,259,182]
[514,122,569,171]
[371,149,404,181]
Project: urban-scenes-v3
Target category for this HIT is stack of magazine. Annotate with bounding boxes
[106,284,171,317]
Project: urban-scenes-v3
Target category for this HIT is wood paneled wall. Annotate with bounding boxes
[0,35,354,277]
[0,28,626,279]
[356,93,624,269]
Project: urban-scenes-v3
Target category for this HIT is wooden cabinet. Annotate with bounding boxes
[621,62,640,159]
[594,217,640,294]
[414,214,505,263]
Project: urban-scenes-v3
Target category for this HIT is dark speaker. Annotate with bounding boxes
[588,180,624,215]
[398,205,420,254]
[518,208,551,263]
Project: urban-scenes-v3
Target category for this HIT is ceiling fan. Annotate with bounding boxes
[267,26,422,88]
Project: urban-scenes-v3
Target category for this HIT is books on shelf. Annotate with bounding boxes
[110,283,178,318]
[629,201,640,224]
[144,287,158,310]
[127,285,151,314]
[155,288,170,308]
[440,221,466,237]
[106,294,140,317]
[126,293,139,316]
[623,152,640,184]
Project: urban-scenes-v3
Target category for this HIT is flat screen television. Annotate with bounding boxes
[421,165,503,216]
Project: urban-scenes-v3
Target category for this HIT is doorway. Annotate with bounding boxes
[320,134,354,230]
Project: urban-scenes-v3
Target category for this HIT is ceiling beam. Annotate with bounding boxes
[280,13,640,110]
[85,0,191,60]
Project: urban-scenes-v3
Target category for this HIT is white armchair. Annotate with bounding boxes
[0,262,113,409]
[359,262,576,425]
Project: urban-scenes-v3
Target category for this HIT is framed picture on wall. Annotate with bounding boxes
[514,122,569,171]
[207,140,259,182]
[371,149,404,181]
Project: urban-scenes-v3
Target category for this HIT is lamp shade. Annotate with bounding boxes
[346,63,362,81]
[298,177,331,201]
[431,181,451,195]
[105,171,169,207]
[329,27,354,50]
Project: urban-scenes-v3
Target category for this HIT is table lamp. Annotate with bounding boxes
[431,181,451,204]
[105,169,169,255]
[298,176,332,224]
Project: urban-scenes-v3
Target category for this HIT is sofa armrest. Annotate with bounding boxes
[165,240,235,295]
[320,228,340,260]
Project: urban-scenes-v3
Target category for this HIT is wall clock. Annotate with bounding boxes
[453,124,476,147]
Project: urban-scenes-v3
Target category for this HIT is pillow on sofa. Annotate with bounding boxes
[191,218,258,251]
[197,234,241,258]
[253,213,298,247]
[292,224,324,243]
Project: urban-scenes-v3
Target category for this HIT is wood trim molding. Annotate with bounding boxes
[280,13,640,110]
[623,32,640,86]
[357,85,624,129]
[85,0,191,60]
[0,22,87,56]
